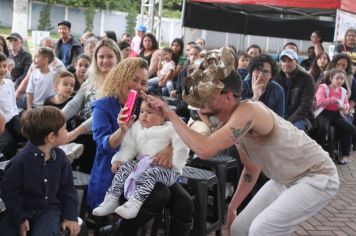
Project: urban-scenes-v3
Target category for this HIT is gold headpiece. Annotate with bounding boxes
[183,47,235,108]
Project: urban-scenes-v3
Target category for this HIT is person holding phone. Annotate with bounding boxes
[92,98,189,219]
[89,57,193,236]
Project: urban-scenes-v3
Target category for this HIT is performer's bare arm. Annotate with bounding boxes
[145,93,274,159]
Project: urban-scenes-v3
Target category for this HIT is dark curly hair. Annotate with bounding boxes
[248,54,278,78]
[140,33,159,51]
[327,53,353,76]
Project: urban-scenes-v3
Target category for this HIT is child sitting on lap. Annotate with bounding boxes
[92,99,189,219]
[0,106,80,236]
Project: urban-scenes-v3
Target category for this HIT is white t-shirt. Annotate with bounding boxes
[158,60,176,78]
[26,70,56,107]
[131,35,142,55]
[0,79,18,122]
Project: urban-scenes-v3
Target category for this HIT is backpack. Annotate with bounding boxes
[314,84,347,118]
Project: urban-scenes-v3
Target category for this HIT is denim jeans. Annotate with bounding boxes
[16,93,27,109]
[292,119,308,131]
[0,208,61,236]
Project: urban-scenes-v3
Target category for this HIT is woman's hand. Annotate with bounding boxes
[153,144,173,168]
[226,205,237,236]
[117,107,135,132]
[111,161,122,173]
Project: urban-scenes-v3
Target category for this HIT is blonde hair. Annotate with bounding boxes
[98,58,148,98]
[87,38,122,88]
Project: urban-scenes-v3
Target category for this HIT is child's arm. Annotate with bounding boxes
[57,150,79,233]
[315,84,337,107]
[0,109,5,134]
[25,73,36,109]
[111,122,139,164]
[1,160,30,229]
[26,93,34,109]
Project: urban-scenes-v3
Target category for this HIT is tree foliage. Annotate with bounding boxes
[38,4,54,31]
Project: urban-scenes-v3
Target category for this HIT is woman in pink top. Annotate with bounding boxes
[314,69,356,164]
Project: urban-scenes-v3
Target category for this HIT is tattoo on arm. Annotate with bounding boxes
[243,174,253,183]
[231,120,252,143]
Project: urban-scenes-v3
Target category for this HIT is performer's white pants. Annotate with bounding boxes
[231,172,339,236]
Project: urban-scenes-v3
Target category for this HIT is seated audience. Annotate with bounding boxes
[6,32,32,88]
[0,52,21,159]
[275,49,315,130]
[314,69,356,164]
[0,106,80,236]
[242,54,285,117]
[25,47,56,109]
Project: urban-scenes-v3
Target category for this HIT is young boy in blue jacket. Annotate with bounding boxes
[0,106,80,236]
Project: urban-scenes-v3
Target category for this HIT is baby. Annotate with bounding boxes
[93,99,189,219]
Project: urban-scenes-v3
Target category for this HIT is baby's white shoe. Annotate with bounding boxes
[92,195,119,216]
[114,198,143,219]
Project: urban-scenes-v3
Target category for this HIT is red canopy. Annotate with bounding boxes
[192,0,356,13]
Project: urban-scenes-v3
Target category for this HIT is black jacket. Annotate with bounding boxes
[9,48,32,88]
[55,35,81,71]
[274,66,315,123]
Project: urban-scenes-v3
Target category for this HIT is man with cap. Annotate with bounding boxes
[6,32,32,88]
[275,48,315,131]
[55,20,81,71]
[145,47,338,236]
[131,24,147,55]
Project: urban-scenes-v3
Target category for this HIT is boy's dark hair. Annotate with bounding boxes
[21,106,66,146]
[54,70,75,85]
[283,42,298,53]
[37,47,55,64]
[248,54,278,77]
[75,53,91,65]
[190,45,202,52]
[247,44,262,54]
[162,47,174,56]
[320,68,346,85]
[0,51,7,63]
[118,41,130,50]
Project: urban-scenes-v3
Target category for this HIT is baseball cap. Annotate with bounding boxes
[6,32,23,41]
[58,20,71,29]
[135,24,147,33]
[279,48,298,61]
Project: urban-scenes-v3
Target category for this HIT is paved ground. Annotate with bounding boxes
[210,152,356,236]
[89,153,356,236]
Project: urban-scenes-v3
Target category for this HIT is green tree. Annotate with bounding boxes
[85,4,95,32]
[38,4,54,31]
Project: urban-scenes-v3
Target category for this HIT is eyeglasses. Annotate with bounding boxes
[254,68,271,77]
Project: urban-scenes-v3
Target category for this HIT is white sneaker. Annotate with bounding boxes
[114,198,143,219]
[92,195,119,216]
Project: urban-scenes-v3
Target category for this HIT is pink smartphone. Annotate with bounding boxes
[123,90,138,123]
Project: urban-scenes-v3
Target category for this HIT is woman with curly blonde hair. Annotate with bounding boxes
[89,58,193,236]
[88,57,149,209]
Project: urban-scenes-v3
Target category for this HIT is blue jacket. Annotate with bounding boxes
[242,75,285,117]
[1,142,78,227]
[88,97,122,209]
